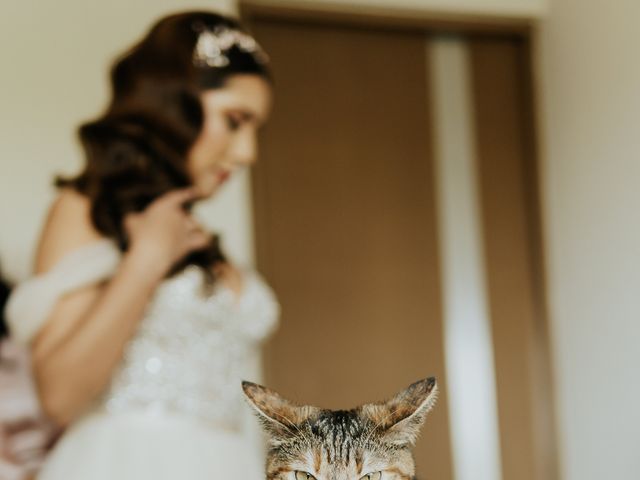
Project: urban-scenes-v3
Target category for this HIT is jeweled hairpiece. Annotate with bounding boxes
[192,23,269,68]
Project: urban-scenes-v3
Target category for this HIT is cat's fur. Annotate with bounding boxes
[242,377,438,480]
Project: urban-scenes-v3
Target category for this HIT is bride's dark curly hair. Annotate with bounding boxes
[57,11,270,283]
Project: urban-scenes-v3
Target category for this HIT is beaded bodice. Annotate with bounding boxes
[99,265,279,429]
[5,238,279,432]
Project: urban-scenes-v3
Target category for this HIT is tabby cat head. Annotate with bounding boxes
[242,377,438,480]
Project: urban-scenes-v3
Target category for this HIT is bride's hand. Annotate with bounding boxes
[124,188,210,278]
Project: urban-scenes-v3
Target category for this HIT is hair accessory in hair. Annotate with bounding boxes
[192,23,269,68]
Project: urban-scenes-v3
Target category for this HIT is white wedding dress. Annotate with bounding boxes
[5,239,279,480]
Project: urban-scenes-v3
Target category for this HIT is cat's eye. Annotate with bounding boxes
[359,473,382,480]
[295,472,317,480]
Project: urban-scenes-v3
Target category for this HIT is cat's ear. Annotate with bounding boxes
[360,377,438,447]
[242,381,318,443]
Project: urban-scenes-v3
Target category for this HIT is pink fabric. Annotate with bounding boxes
[0,340,59,480]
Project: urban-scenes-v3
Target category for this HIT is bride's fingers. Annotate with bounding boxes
[186,229,211,251]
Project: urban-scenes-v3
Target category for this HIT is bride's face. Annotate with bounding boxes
[187,74,272,198]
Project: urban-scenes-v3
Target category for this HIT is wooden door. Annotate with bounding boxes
[248,18,453,479]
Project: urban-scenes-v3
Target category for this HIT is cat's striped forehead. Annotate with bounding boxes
[311,410,369,463]
[272,410,377,463]
[270,409,412,478]
[269,409,382,459]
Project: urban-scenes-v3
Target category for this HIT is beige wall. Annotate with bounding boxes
[538,0,640,478]
[0,0,239,282]
[242,0,547,17]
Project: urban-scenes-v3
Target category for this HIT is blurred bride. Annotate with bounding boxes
[5,11,278,480]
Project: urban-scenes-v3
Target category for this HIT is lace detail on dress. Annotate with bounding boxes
[98,265,279,429]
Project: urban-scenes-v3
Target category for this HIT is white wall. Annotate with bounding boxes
[538,0,640,478]
[0,0,245,283]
